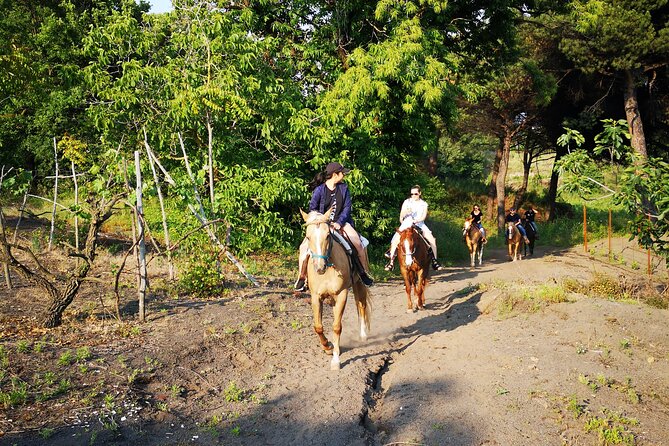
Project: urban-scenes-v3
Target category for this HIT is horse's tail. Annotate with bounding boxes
[352,280,372,333]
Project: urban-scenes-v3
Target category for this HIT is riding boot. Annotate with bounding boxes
[426,247,443,271]
[384,255,395,271]
[293,256,309,291]
[350,250,374,286]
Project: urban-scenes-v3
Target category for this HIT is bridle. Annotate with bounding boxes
[305,220,334,268]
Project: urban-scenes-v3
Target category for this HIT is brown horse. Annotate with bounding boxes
[506,222,524,261]
[300,209,371,370]
[463,217,484,267]
[398,227,430,313]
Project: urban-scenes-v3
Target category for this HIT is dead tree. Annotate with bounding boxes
[0,194,122,328]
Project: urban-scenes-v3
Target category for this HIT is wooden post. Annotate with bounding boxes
[135,151,147,322]
[648,214,653,276]
[583,204,588,253]
[48,137,58,251]
[144,130,174,280]
[71,161,79,251]
[122,159,140,288]
[0,213,11,289]
[0,167,13,289]
[608,209,612,261]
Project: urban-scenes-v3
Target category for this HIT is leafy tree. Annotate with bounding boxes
[554,0,669,159]
[556,122,668,260]
[0,0,149,176]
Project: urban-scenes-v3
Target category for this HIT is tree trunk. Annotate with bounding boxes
[513,149,532,209]
[546,145,567,221]
[623,69,648,160]
[496,132,513,232]
[43,277,85,328]
[487,140,504,221]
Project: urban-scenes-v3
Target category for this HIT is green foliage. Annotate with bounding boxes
[559,0,668,74]
[615,158,669,260]
[594,119,631,163]
[224,381,245,403]
[179,250,225,297]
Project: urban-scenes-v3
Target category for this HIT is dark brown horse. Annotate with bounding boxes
[523,220,536,256]
[506,222,524,261]
[301,209,371,370]
[398,227,430,313]
[463,217,484,268]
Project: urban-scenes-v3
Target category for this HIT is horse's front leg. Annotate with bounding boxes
[330,289,348,370]
[470,246,475,268]
[311,295,333,354]
[415,270,426,310]
[404,276,414,313]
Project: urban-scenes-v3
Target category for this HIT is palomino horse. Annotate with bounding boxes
[300,209,371,370]
[463,217,484,268]
[523,220,536,257]
[398,227,430,313]
[506,222,524,261]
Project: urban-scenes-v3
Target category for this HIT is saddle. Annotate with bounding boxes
[330,230,366,276]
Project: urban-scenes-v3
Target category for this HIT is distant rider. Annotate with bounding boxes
[505,207,530,244]
[464,204,487,244]
[523,206,538,239]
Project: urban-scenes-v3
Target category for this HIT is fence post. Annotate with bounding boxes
[48,137,58,251]
[135,151,147,323]
[583,204,588,253]
[608,209,612,261]
[648,214,653,276]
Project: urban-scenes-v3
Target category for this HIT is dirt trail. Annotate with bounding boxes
[4,243,669,446]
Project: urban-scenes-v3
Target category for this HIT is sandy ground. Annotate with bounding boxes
[2,241,668,446]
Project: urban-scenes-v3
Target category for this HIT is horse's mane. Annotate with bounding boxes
[305,210,329,225]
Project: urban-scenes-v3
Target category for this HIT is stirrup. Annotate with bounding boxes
[359,272,374,287]
[384,261,394,271]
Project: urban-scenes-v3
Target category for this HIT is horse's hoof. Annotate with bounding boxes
[330,360,341,371]
[322,342,334,355]
[417,306,425,311]
[360,334,368,342]
[406,308,415,314]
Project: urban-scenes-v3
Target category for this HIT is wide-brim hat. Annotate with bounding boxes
[325,162,351,176]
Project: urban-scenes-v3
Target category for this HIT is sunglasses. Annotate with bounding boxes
[411,193,420,196]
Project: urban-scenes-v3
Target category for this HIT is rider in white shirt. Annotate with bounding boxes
[384,185,442,271]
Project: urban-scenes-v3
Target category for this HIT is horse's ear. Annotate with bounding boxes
[300,208,309,222]
[325,205,335,218]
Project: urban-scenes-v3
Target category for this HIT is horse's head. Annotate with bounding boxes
[464,217,473,232]
[398,227,416,267]
[301,207,334,274]
[507,222,517,239]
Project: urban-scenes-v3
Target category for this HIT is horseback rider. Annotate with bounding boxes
[505,207,530,244]
[294,162,373,292]
[384,185,443,271]
[464,204,487,244]
[522,206,539,239]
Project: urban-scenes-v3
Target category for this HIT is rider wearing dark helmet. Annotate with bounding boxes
[505,207,530,244]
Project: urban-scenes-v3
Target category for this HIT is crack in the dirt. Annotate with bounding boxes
[359,352,393,445]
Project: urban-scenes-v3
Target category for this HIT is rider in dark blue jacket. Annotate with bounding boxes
[294,162,373,291]
[506,208,530,244]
